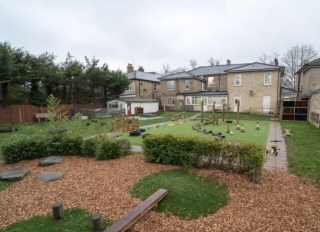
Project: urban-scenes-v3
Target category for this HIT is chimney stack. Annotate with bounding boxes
[274,58,279,66]
[138,66,144,72]
[226,59,231,65]
[127,63,134,73]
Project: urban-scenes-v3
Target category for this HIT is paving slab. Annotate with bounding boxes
[0,167,30,181]
[264,121,288,171]
[37,172,65,182]
[39,156,63,166]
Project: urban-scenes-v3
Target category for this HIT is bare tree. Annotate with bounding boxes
[207,57,220,66]
[161,63,171,75]
[281,44,318,89]
[257,52,279,65]
[189,59,197,69]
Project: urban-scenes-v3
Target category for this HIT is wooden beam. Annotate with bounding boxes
[105,188,168,232]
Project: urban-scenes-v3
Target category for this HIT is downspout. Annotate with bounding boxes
[277,69,281,115]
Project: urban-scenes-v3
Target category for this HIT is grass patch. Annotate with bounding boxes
[200,112,273,121]
[130,169,228,219]
[0,181,11,192]
[124,120,270,146]
[0,208,112,232]
[281,121,320,184]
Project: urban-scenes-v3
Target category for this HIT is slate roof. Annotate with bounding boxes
[158,71,201,80]
[177,91,228,96]
[159,62,284,80]
[117,98,158,103]
[189,64,244,76]
[126,71,162,83]
[226,62,284,72]
[296,58,320,73]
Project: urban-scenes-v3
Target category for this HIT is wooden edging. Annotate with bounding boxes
[104,188,168,232]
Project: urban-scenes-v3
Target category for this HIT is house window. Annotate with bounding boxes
[185,80,190,90]
[126,84,132,91]
[186,97,192,105]
[153,83,157,91]
[192,96,201,105]
[166,80,174,90]
[234,74,242,86]
[264,72,272,85]
[167,98,175,106]
[208,77,215,87]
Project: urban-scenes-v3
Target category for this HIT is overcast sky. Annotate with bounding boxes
[1,0,319,73]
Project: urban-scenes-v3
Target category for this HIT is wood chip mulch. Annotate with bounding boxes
[0,155,319,232]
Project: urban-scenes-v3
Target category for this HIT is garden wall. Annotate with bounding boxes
[0,104,104,124]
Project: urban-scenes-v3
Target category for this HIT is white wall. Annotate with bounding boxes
[132,102,158,114]
[106,100,127,113]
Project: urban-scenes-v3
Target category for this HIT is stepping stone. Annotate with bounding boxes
[39,156,63,166]
[37,172,64,182]
[0,167,29,181]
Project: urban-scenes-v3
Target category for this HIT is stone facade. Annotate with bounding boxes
[160,78,203,109]
[309,91,320,127]
[204,74,228,91]
[300,68,320,97]
[227,70,280,113]
[122,79,161,99]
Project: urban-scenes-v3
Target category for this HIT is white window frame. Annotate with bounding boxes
[264,72,272,85]
[126,84,132,91]
[208,76,215,87]
[166,80,174,90]
[167,98,175,106]
[234,74,242,86]
[185,80,190,90]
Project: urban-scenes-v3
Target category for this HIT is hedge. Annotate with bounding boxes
[143,134,264,182]
[1,135,131,164]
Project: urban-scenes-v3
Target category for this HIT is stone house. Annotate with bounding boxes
[120,64,162,100]
[159,61,284,114]
[296,58,320,99]
[296,58,320,127]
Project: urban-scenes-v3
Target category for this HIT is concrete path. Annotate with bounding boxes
[264,121,288,171]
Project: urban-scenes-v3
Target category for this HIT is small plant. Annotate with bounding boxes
[47,94,68,121]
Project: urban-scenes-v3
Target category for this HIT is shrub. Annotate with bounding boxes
[2,137,48,164]
[96,138,130,160]
[143,134,264,181]
[47,135,82,156]
[81,138,98,157]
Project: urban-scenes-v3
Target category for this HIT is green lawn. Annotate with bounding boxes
[123,120,270,146]
[0,181,11,192]
[130,169,228,219]
[200,112,273,121]
[281,121,320,184]
[0,208,112,232]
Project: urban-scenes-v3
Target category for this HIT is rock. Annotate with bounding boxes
[37,172,65,182]
[39,156,63,166]
[0,167,29,181]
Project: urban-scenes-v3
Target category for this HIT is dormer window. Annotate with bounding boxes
[234,74,242,86]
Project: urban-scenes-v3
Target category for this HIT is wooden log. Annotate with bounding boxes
[52,202,64,220]
[92,213,103,231]
[105,188,168,232]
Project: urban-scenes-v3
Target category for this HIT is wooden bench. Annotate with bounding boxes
[284,129,292,137]
[35,113,49,122]
[105,188,168,232]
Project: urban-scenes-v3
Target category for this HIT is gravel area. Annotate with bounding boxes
[0,155,320,231]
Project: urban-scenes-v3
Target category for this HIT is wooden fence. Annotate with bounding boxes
[0,104,104,124]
